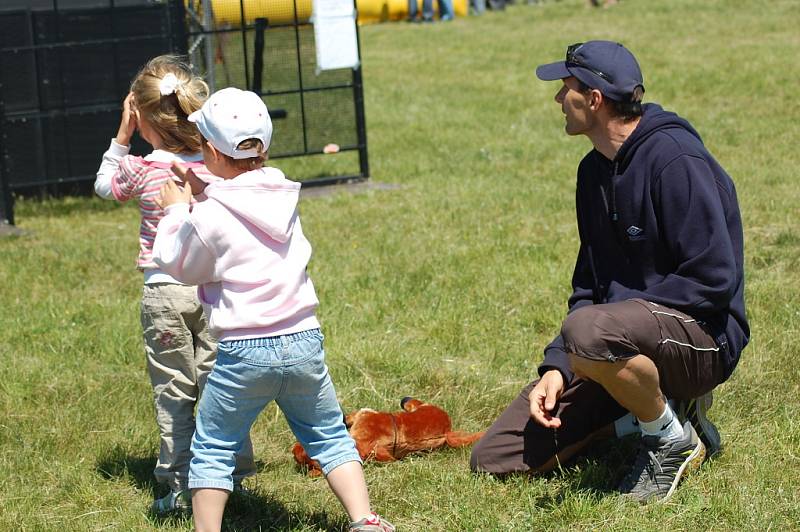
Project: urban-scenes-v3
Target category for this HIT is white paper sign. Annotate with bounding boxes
[314,0,355,17]
[312,0,360,71]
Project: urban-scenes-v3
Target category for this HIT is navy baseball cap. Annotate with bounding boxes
[536,40,644,102]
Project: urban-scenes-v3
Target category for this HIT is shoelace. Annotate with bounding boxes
[643,449,663,481]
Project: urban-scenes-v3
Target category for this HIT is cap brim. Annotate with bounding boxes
[187,110,201,123]
[535,61,571,81]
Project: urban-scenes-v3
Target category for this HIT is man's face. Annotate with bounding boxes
[554,76,594,137]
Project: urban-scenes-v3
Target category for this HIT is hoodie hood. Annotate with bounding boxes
[603,103,706,222]
[203,167,300,243]
[616,103,704,170]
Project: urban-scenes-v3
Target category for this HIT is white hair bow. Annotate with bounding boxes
[159,73,180,96]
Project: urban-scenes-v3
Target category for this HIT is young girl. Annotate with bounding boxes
[94,56,255,514]
[152,87,394,532]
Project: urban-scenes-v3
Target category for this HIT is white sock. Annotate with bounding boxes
[638,403,684,441]
[615,400,679,439]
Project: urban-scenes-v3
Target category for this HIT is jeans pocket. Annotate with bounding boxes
[284,333,324,367]
[218,342,283,367]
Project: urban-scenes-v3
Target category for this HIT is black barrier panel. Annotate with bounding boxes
[0,0,186,224]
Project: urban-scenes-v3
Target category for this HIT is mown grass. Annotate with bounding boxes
[2,0,799,530]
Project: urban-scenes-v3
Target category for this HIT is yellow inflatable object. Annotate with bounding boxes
[198,0,467,26]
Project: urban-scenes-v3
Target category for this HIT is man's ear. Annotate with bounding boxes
[589,89,604,111]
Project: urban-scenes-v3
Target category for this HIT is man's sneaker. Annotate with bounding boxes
[677,391,722,458]
[617,420,706,504]
[151,489,192,514]
[349,512,395,532]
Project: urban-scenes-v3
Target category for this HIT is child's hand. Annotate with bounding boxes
[172,162,208,195]
[156,179,192,209]
[115,92,137,146]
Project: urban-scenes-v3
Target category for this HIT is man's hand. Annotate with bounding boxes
[171,162,208,196]
[156,179,192,209]
[529,369,565,428]
[115,92,137,146]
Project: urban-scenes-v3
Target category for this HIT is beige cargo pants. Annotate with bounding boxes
[141,283,256,491]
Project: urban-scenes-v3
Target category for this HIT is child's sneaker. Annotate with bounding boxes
[151,489,192,514]
[349,512,395,531]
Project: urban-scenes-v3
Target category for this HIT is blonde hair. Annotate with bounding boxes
[131,55,209,154]
[209,138,267,171]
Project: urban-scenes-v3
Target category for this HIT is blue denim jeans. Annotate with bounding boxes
[188,329,360,491]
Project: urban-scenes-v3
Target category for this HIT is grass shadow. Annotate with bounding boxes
[536,435,638,506]
[222,491,349,531]
[489,434,639,508]
[96,444,160,496]
[95,445,349,530]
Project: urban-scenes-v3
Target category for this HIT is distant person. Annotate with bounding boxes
[152,87,395,532]
[94,55,256,515]
[471,41,748,504]
[408,0,454,21]
[470,0,486,15]
[588,0,618,6]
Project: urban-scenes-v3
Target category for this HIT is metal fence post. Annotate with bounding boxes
[292,0,309,154]
[203,0,216,91]
[252,17,268,94]
[353,1,369,179]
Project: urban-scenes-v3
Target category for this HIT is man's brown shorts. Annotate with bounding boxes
[561,298,723,400]
[470,299,723,474]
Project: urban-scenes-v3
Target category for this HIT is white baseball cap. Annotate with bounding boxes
[188,87,273,159]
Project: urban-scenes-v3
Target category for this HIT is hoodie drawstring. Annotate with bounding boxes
[610,161,619,222]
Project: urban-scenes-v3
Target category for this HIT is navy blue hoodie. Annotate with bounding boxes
[539,103,749,385]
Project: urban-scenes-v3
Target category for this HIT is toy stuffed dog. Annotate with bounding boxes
[292,397,484,476]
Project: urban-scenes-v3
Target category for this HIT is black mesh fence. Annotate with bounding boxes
[0,0,368,225]
[186,1,368,173]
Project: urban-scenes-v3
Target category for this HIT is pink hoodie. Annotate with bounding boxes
[152,167,320,341]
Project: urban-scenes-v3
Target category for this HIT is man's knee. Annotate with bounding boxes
[562,306,607,358]
[469,432,532,476]
[469,437,502,474]
[562,305,635,363]
[469,439,487,473]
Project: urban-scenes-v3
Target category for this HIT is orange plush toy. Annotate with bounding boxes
[292,397,485,476]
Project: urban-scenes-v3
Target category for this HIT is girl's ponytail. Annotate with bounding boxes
[174,77,209,120]
[130,55,209,154]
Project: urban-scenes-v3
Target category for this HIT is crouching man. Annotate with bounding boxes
[471,41,749,504]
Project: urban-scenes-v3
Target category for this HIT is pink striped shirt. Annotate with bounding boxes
[96,142,215,270]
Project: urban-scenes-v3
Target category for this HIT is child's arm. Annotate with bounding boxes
[152,180,216,285]
[156,178,192,209]
[171,162,208,196]
[95,92,137,200]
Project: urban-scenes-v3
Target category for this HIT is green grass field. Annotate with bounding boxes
[2,0,799,529]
